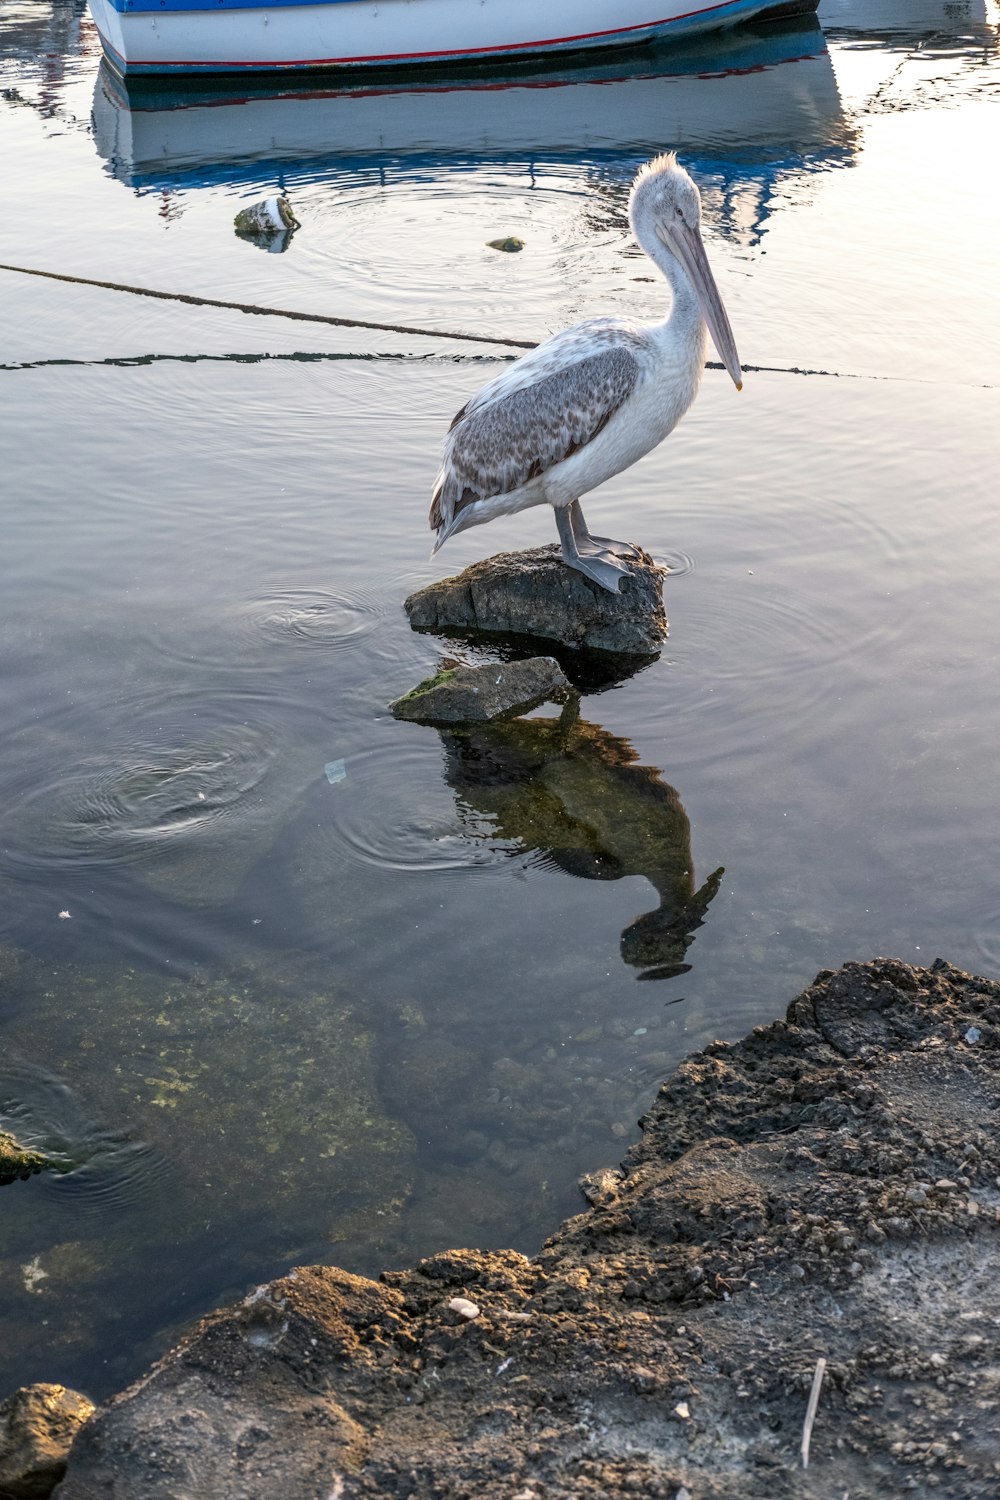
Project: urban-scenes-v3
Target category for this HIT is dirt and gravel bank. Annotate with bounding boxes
[50,958,1000,1498]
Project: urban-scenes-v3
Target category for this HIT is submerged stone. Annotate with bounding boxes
[0,953,416,1348]
[405,545,667,654]
[390,656,570,724]
[0,1132,49,1186]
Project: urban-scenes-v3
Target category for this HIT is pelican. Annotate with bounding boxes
[429,153,743,593]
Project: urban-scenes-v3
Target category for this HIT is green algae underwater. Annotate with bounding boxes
[0,945,415,1394]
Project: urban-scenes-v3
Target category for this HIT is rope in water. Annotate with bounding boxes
[0,260,536,350]
[1,261,995,388]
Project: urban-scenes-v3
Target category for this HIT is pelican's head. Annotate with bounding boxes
[629,153,743,390]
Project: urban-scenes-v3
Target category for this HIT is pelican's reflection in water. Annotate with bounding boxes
[439,697,722,981]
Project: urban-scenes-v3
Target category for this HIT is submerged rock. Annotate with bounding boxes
[405,544,667,654]
[390,656,570,724]
[0,1383,94,1499]
[0,953,415,1388]
[0,1131,49,1185]
[54,958,1000,1500]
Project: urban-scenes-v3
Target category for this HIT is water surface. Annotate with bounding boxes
[0,0,998,1399]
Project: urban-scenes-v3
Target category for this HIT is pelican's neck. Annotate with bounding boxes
[630,210,706,371]
[644,229,704,352]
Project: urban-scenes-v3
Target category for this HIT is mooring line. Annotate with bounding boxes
[1,263,995,389]
[0,261,536,351]
[2,349,993,391]
[0,350,510,373]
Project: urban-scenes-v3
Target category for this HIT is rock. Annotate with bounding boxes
[578,1166,623,1207]
[487,237,524,252]
[233,196,299,253]
[0,1383,94,1499]
[0,1131,49,1185]
[55,959,1000,1500]
[405,545,666,654]
[390,656,570,723]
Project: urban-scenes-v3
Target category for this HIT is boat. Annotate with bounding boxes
[93,14,852,214]
[86,0,819,79]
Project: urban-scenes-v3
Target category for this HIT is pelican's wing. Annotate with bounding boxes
[430,345,639,540]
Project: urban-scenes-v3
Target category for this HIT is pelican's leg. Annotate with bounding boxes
[555,503,629,594]
[569,500,642,562]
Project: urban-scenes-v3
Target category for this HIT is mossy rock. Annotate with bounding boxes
[0,1131,49,1185]
[390,657,570,724]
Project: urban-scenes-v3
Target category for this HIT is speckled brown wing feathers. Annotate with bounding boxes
[430,347,639,533]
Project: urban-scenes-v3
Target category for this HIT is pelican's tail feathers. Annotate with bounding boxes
[429,505,468,557]
[429,468,474,556]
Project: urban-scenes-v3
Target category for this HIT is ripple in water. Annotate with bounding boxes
[2,706,280,879]
[287,169,599,338]
[138,583,386,677]
[636,557,909,767]
[0,1063,172,1218]
[657,547,694,578]
[247,585,383,652]
[316,740,519,877]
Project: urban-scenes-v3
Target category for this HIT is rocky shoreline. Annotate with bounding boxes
[13,957,992,1498]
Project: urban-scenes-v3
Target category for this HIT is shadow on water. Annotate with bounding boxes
[440,697,722,982]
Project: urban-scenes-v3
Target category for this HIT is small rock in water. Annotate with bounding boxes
[0,1130,49,1184]
[446,1297,480,1321]
[405,545,667,655]
[487,236,525,252]
[234,195,300,253]
[390,656,570,724]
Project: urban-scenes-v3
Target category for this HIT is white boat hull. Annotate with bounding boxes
[87,0,815,76]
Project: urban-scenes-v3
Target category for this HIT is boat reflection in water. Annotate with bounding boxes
[820,0,998,45]
[439,697,722,983]
[92,14,854,219]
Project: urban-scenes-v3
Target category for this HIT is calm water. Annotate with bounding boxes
[0,0,998,1399]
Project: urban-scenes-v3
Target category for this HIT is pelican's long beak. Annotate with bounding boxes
[664,222,743,391]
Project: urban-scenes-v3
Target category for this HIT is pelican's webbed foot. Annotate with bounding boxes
[555,505,629,594]
[569,501,643,562]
